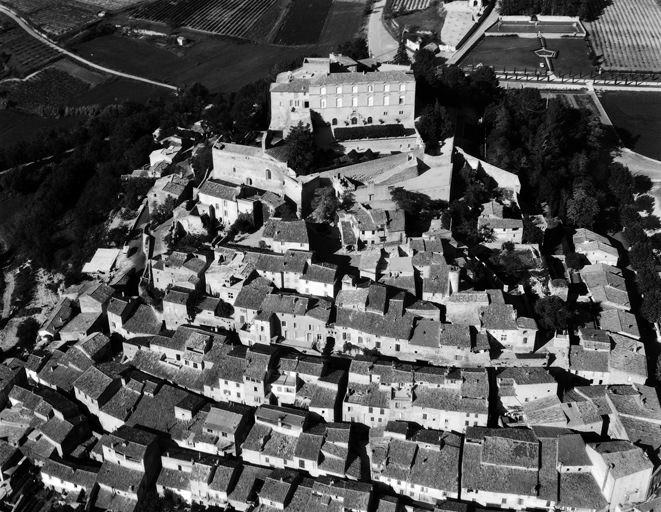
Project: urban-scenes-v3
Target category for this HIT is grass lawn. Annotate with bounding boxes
[599,91,661,161]
[460,36,594,76]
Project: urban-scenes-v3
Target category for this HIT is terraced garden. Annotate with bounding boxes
[585,0,661,71]
[130,0,280,39]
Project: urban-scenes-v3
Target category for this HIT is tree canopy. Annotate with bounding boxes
[534,295,570,331]
[285,122,316,175]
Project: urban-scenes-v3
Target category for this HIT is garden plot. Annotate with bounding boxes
[585,0,661,71]
[0,20,62,77]
[29,3,98,37]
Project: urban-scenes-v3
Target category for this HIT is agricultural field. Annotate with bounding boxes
[599,91,661,161]
[130,0,280,39]
[391,0,430,12]
[274,0,333,45]
[0,18,62,77]
[72,34,312,92]
[459,36,594,76]
[0,68,90,110]
[28,3,99,37]
[584,0,661,71]
[393,5,444,34]
[315,0,368,49]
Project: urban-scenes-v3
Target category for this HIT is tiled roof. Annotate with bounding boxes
[234,284,272,311]
[311,69,414,86]
[589,440,653,478]
[199,179,240,201]
[123,305,163,336]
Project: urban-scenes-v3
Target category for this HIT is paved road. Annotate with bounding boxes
[447,7,499,66]
[367,0,398,62]
[0,5,178,91]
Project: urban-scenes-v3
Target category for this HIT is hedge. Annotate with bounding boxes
[334,124,405,141]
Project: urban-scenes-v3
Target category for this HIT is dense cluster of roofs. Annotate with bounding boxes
[0,56,659,512]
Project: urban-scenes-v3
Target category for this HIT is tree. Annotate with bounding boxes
[16,317,39,349]
[566,186,599,228]
[608,163,634,206]
[151,196,178,225]
[417,101,453,152]
[285,122,315,175]
[393,41,411,65]
[336,38,369,60]
[534,295,570,331]
[310,187,340,224]
[565,252,583,271]
[231,213,254,234]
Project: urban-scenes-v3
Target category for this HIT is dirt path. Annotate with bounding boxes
[2,269,14,319]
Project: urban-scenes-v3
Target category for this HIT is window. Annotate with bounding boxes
[321,86,326,95]
[336,98,342,108]
[352,85,358,93]
[368,84,374,92]
[395,344,400,352]
[399,84,406,91]
[368,96,374,106]
[423,413,428,420]
[500,334,507,342]
[320,98,326,108]
[367,116,373,123]
[523,337,528,344]
[254,386,258,392]
[337,86,343,94]
[384,96,390,106]
[352,97,358,107]
[399,110,404,115]
[299,460,305,468]
[384,84,390,92]
[246,178,252,186]
[237,392,241,398]
[376,341,381,349]
[399,96,404,104]
[351,117,358,125]
[265,169,272,179]
[332,118,337,125]
[369,407,373,413]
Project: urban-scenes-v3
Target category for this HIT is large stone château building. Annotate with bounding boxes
[269,54,416,135]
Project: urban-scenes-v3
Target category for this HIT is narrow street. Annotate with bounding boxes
[367,0,398,62]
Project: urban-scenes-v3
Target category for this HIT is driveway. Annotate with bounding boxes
[367,0,398,62]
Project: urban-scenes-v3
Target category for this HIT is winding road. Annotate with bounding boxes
[0,5,178,91]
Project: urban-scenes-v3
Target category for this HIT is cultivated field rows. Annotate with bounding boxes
[587,0,661,71]
[391,0,430,12]
[131,0,279,38]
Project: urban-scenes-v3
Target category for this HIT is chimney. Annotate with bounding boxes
[448,267,460,295]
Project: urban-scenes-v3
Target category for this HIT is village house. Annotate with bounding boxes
[262,219,310,253]
[337,204,406,249]
[93,426,161,512]
[79,283,115,315]
[151,251,208,292]
[244,293,332,349]
[156,447,231,505]
[73,362,127,416]
[41,457,99,503]
[586,440,653,512]
[479,302,538,353]
[147,174,192,214]
[107,297,138,336]
[197,179,261,227]
[461,427,608,511]
[573,228,619,266]
[580,264,631,311]
[477,200,523,244]
[369,421,461,504]
[599,308,640,339]
[496,367,558,410]
[205,249,257,304]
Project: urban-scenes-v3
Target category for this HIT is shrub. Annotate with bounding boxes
[334,124,405,141]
